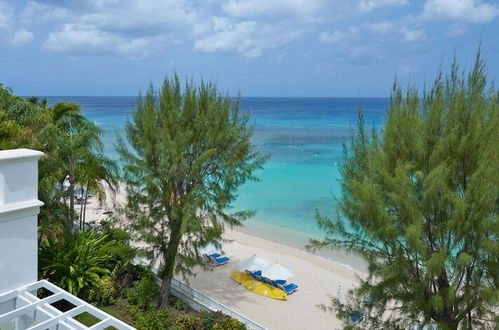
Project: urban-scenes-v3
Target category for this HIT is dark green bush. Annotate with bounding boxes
[213,317,247,330]
[126,277,159,310]
[170,296,187,311]
[199,310,247,330]
[39,231,116,297]
[88,276,116,306]
[132,307,177,330]
[174,314,203,329]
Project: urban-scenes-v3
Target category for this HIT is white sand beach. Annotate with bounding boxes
[187,228,364,330]
[84,191,365,330]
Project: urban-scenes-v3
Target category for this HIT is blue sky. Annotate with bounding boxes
[0,0,498,97]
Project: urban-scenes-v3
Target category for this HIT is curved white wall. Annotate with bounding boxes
[0,149,44,294]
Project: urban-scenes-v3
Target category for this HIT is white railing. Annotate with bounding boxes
[170,278,267,330]
[134,258,266,330]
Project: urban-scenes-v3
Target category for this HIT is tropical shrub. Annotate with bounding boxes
[170,296,187,311]
[88,276,116,306]
[126,277,160,310]
[132,307,177,330]
[98,222,137,282]
[39,230,117,297]
[174,314,203,329]
[199,311,247,330]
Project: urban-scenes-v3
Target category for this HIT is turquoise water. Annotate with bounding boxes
[46,96,388,240]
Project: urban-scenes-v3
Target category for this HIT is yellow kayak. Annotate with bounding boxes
[229,271,288,300]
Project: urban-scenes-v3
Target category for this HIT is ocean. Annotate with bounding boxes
[46,96,388,266]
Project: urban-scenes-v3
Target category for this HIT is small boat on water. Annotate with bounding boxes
[229,271,288,300]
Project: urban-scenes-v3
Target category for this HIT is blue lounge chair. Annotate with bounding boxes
[245,270,261,279]
[202,253,221,263]
[261,277,274,285]
[277,282,299,294]
[350,311,364,323]
[254,273,264,282]
[271,279,286,287]
[209,255,230,266]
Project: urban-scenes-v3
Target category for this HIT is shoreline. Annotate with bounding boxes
[233,219,368,273]
[84,187,367,273]
[84,188,366,329]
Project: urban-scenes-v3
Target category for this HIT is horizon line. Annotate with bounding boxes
[28,95,391,99]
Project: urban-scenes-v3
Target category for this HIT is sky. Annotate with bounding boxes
[0,0,498,97]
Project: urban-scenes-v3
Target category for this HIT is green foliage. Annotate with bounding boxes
[39,230,117,297]
[98,221,138,282]
[170,296,187,311]
[89,276,117,306]
[116,73,267,305]
[200,311,247,330]
[126,277,160,310]
[174,314,203,329]
[131,307,247,330]
[0,85,118,238]
[310,51,498,329]
[132,307,177,330]
[212,317,247,330]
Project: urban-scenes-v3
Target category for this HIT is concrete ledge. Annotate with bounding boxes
[0,199,44,223]
[0,149,44,165]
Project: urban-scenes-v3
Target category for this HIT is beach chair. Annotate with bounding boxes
[245,270,261,279]
[277,282,299,295]
[271,279,286,287]
[254,273,264,282]
[208,255,230,266]
[350,311,364,324]
[202,253,221,263]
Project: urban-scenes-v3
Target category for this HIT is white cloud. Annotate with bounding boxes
[400,27,426,42]
[221,0,353,22]
[20,1,70,25]
[363,21,395,34]
[423,0,499,23]
[43,24,163,59]
[11,29,34,46]
[40,0,196,59]
[318,27,360,43]
[358,0,408,13]
[194,17,303,58]
[79,0,197,34]
[0,1,13,29]
[321,21,425,44]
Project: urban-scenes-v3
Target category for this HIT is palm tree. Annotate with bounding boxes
[41,102,117,231]
[76,152,119,230]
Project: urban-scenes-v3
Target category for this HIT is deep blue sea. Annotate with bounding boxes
[46,96,388,242]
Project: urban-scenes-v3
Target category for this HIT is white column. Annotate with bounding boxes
[0,149,44,295]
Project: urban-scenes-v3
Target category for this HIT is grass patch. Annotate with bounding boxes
[74,312,101,327]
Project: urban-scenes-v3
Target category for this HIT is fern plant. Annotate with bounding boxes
[39,231,117,297]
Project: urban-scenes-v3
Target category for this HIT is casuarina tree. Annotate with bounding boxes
[310,51,498,329]
[117,74,267,306]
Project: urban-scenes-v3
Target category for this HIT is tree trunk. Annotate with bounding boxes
[157,221,183,307]
[79,185,84,230]
[68,157,76,232]
[82,188,89,230]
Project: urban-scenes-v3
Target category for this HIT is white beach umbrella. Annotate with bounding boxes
[239,255,271,272]
[261,263,293,281]
[199,242,221,255]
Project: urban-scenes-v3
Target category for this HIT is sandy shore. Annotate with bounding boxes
[84,191,365,330]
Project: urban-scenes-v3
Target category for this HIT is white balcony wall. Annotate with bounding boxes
[0,149,44,295]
